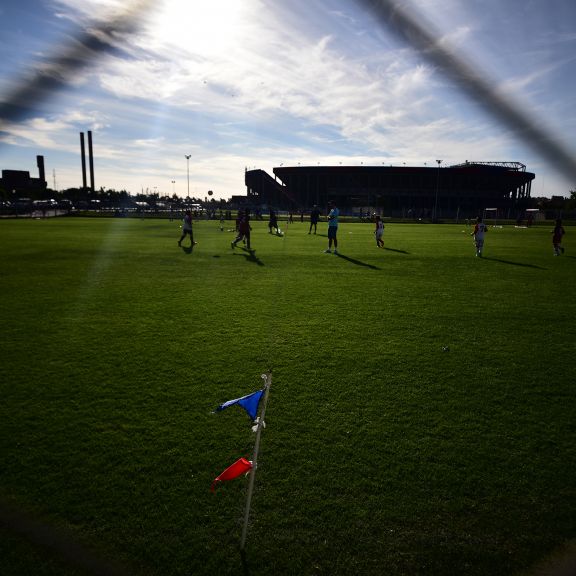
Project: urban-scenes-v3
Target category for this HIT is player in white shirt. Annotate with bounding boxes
[374,215,384,248]
[471,216,488,257]
[324,201,340,254]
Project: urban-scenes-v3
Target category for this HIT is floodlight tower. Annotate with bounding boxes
[185,155,191,198]
[434,159,443,221]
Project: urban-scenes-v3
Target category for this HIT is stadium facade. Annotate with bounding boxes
[245,161,535,218]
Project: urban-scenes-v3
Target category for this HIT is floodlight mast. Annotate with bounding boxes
[434,159,442,221]
[185,155,191,198]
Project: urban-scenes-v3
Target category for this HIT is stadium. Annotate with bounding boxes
[245,161,535,219]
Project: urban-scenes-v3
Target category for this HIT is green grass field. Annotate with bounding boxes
[1,217,575,576]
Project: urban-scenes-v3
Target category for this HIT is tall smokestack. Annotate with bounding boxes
[80,132,87,190]
[87,130,95,192]
[36,155,46,185]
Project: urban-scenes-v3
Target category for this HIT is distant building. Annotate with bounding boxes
[229,194,251,208]
[245,161,535,218]
[0,155,47,197]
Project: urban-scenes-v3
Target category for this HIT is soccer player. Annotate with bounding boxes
[374,214,384,248]
[309,205,320,234]
[471,216,488,257]
[552,219,566,256]
[232,209,252,250]
[178,209,195,247]
[324,201,339,254]
[268,208,279,235]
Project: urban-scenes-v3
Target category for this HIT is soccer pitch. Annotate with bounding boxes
[1,217,575,575]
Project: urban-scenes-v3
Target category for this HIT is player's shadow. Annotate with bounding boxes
[335,253,381,270]
[181,245,194,254]
[483,257,546,270]
[233,247,264,266]
[240,550,251,576]
[384,247,410,254]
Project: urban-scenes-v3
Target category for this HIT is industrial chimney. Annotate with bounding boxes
[36,155,46,186]
[87,130,95,192]
[80,132,87,190]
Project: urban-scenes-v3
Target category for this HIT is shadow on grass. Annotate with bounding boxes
[233,247,265,266]
[0,498,132,576]
[180,245,194,254]
[335,253,381,270]
[483,256,546,269]
[384,246,410,254]
[240,550,251,576]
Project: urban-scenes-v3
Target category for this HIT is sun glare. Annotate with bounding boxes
[154,0,246,57]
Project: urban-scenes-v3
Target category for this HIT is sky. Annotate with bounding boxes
[1,0,576,200]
